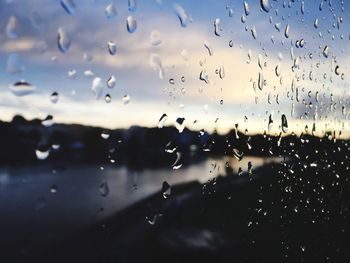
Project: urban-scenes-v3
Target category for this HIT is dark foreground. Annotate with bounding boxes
[6,145,349,263]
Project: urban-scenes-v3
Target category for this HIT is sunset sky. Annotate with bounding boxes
[0,0,349,135]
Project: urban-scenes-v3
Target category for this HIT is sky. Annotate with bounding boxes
[0,0,349,136]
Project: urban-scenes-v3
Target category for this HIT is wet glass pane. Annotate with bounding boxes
[0,0,349,262]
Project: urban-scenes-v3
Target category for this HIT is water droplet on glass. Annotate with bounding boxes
[275,64,281,77]
[57,27,71,53]
[258,72,264,90]
[60,0,76,15]
[126,16,137,33]
[128,0,137,12]
[36,149,49,160]
[175,117,185,133]
[105,3,117,19]
[243,1,250,16]
[162,181,171,198]
[122,94,130,104]
[251,26,257,39]
[150,53,164,79]
[233,148,244,161]
[99,181,109,197]
[260,0,270,13]
[91,77,103,100]
[158,113,168,128]
[199,69,209,84]
[219,66,225,79]
[323,45,329,58]
[107,41,117,55]
[107,75,116,88]
[84,70,95,77]
[50,92,59,104]
[6,16,18,39]
[281,114,288,133]
[150,30,162,46]
[101,131,110,139]
[171,152,183,169]
[214,18,222,36]
[284,24,290,38]
[68,69,76,79]
[50,185,58,194]
[335,65,340,75]
[105,94,112,103]
[204,41,213,56]
[314,18,319,28]
[9,80,35,96]
[169,78,175,85]
[173,4,189,27]
[42,115,54,127]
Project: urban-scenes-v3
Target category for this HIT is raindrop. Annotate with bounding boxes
[233,148,244,161]
[9,80,35,96]
[60,0,76,15]
[150,53,164,79]
[251,26,257,39]
[84,70,94,77]
[281,114,288,133]
[107,41,117,55]
[335,65,340,75]
[219,66,225,79]
[301,1,305,14]
[158,113,168,128]
[36,149,49,160]
[50,92,59,104]
[122,94,130,104]
[68,69,77,79]
[260,0,270,13]
[150,30,162,46]
[91,77,103,100]
[204,41,213,56]
[214,18,222,36]
[105,3,117,19]
[173,4,189,27]
[199,69,209,84]
[105,94,112,103]
[6,16,18,39]
[101,131,110,139]
[172,152,183,169]
[42,115,54,127]
[57,27,71,53]
[99,181,109,197]
[314,18,319,28]
[107,75,116,88]
[248,161,253,175]
[175,117,185,133]
[323,46,329,58]
[162,181,171,198]
[169,78,175,85]
[243,1,250,16]
[275,64,281,77]
[258,72,264,90]
[284,24,290,38]
[126,16,137,33]
[128,0,137,12]
[268,114,273,131]
[50,185,57,194]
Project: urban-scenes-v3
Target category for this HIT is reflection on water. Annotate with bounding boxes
[0,156,281,248]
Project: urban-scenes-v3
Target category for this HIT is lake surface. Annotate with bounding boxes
[0,156,281,253]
